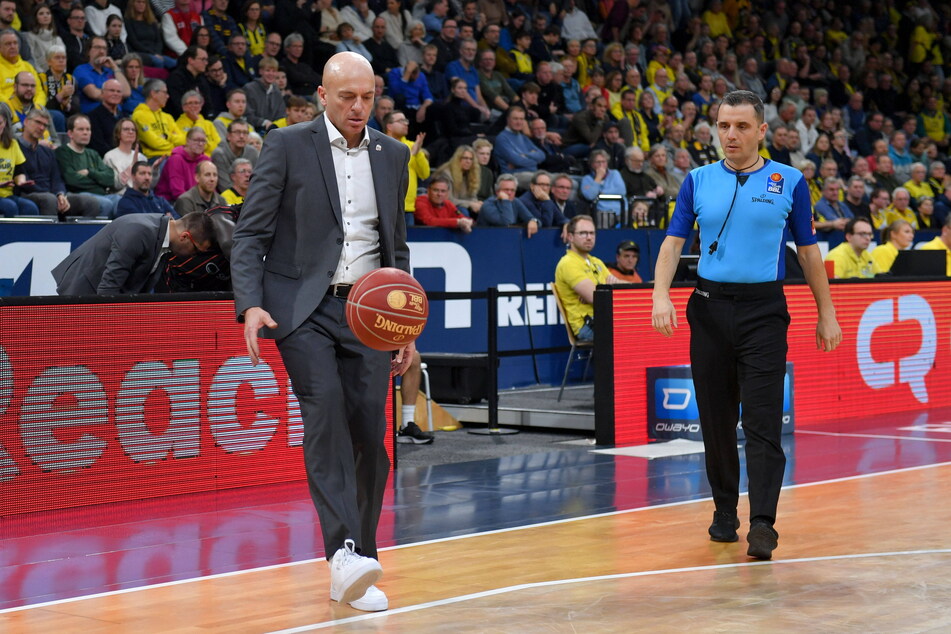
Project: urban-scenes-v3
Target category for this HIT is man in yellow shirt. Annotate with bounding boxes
[903,162,934,200]
[824,217,880,278]
[0,30,41,105]
[554,214,619,341]
[884,187,918,228]
[383,109,429,225]
[614,88,650,152]
[131,79,186,158]
[920,215,951,276]
[221,157,251,205]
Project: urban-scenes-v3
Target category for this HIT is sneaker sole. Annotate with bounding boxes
[334,564,383,604]
[709,532,739,543]
[350,594,388,611]
[396,436,434,445]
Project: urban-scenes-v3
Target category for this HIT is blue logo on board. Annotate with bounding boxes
[654,378,700,419]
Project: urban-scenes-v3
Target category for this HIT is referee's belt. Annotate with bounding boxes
[694,277,784,301]
[327,283,353,298]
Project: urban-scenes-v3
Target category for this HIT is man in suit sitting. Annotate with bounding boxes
[52,212,214,295]
[231,52,414,613]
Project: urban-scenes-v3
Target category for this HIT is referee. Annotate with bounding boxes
[651,91,841,560]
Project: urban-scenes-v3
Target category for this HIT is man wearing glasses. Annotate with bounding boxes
[166,46,213,119]
[52,210,214,295]
[221,157,251,205]
[554,214,620,341]
[823,217,880,278]
[74,35,131,113]
[63,6,91,72]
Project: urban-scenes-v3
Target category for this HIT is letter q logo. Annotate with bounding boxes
[856,295,936,404]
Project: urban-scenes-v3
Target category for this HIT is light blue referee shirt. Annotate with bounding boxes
[667,159,816,283]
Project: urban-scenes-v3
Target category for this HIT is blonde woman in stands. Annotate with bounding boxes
[871,219,915,273]
[435,144,483,216]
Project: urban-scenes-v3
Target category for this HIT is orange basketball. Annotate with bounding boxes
[346,268,429,351]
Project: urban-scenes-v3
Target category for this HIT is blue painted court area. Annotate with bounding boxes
[3,406,951,610]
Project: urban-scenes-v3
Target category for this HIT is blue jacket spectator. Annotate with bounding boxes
[117,187,178,217]
[581,149,627,217]
[203,2,239,57]
[387,65,434,109]
[445,44,481,102]
[479,175,540,230]
[116,162,178,218]
[518,179,568,227]
[494,108,546,173]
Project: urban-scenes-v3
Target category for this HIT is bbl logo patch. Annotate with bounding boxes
[766,172,784,194]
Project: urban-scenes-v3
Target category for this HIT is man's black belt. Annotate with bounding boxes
[694,277,784,301]
[327,284,353,298]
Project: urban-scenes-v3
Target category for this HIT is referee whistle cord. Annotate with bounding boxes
[708,157,762,256]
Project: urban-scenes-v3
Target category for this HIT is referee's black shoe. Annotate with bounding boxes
[397,422,434,445]
[708,510,740,542]
[747,519,779,559]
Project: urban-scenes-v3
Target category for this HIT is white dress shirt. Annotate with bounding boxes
[326,115,382,285]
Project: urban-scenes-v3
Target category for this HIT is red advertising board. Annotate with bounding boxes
[0,300,394,516]
[610,281,951,446]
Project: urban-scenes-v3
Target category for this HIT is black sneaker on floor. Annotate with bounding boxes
[708,510,740,542]
[747,520,779,560]
[396,422,434,445]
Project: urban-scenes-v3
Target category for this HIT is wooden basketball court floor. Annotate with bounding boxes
[3,407,951,632]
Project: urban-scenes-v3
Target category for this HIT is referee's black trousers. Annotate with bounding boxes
[686,278,790,524]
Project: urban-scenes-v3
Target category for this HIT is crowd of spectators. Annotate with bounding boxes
[2,0,951,274]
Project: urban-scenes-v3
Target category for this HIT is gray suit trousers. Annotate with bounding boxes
[277,294,391,561]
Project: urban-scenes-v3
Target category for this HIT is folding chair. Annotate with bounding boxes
[551,283,594,402]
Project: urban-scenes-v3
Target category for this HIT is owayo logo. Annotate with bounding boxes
[856,295,936,404]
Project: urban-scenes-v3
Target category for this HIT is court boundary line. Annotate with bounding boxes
[270,548,951,632]
[797,430,951,443]
[2,460,950,615]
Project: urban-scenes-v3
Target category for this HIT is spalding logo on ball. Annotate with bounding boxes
[346,268,429,351]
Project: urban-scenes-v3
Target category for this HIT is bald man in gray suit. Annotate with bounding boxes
[231,53,414,613]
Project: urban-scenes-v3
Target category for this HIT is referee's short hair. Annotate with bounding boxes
[721,90,765,123]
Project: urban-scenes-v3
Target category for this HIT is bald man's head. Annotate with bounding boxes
[318,52,376,147]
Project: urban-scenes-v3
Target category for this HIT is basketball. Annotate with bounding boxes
[346,268,429,351]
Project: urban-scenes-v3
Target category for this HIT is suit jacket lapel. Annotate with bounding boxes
[311,116,343,228]
[367,128,393,266]
[367,128,390,225]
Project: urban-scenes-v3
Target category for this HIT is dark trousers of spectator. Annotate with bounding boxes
[686,277,789,524]
[25,192,100,218]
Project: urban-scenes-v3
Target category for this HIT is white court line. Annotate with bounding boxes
[798,430,951,443]
[3,460,951,615]
[269,548,951,632]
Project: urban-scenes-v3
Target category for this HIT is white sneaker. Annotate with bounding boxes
[348,585,388,612]
[329,539,383,605]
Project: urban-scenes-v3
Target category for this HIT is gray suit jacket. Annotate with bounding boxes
[51,214,170,296]
[231,115,411,341]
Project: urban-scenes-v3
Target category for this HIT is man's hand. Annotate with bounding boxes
[595,165,607,181]
[457,217,474,233]
[526,219,538,238]
[243,307,278,365]
[816,314,842,352]
[411,132,426,154]
[56,194,70,212]
[832,217,848,230]
[391,340,416,376]
[531,183,549,200]
[651,294,678,336]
